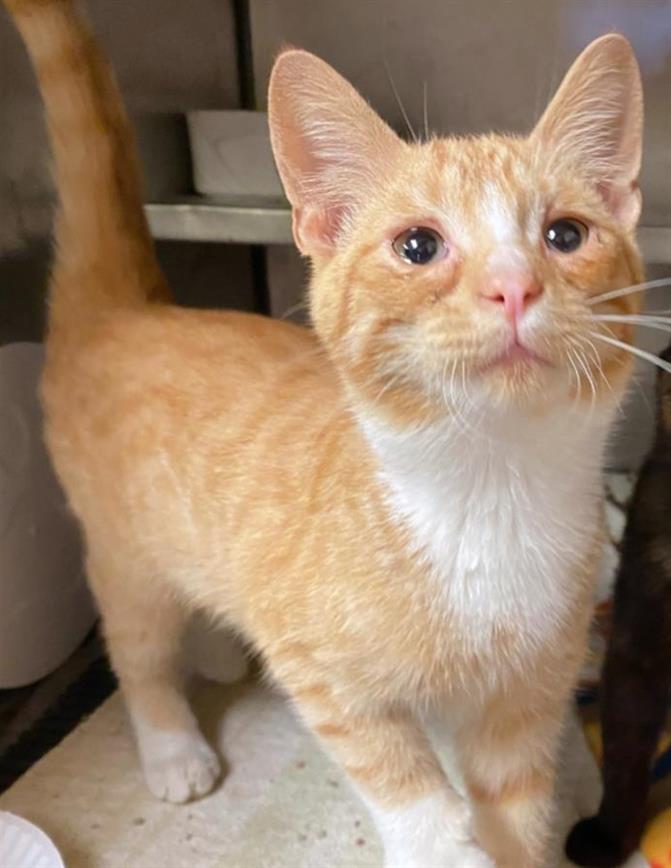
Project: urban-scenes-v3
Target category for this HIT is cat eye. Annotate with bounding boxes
[544,218,587,254]
[392,227,445,265]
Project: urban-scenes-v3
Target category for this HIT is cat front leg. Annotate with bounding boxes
[290,685,494,868]
[364,790,496,868]
[458,698,566,868]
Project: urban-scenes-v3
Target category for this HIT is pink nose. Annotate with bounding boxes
[480,271,543,323]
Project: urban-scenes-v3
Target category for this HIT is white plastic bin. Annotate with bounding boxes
[0,343,94,688]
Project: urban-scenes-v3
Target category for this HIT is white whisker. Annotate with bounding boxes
[595,313,671,325]
[588,277,671,307]
[370,370,409,408]
[422,81,429,142]
[594,314,671,335]
[572,342,596,411]
[440,357,450,409]
[565,345,583,407]
[585,337,612,395]
[384,61,418,143]
[589,330,671,375]
[446,359,477,437]
[281,299,309,320]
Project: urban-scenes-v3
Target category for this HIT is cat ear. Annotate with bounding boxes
[268,49,404,257]
[532,34,643,229]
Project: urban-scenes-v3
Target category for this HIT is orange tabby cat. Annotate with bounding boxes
[4,1,645,865]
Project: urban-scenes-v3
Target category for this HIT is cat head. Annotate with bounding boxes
[269,35,644,426]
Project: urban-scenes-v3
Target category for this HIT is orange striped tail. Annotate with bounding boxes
[3,0,167,326]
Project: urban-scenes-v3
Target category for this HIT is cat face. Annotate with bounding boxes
[269,35,644,423]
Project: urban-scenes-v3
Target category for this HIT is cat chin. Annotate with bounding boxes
[454,364,573,415]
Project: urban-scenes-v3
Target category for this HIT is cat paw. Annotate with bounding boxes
[439,840,495,868]
[388,838,494,868]
[140,730,222,804]
[565,816,633,868]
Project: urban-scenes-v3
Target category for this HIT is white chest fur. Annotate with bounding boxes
[361,408,610,649]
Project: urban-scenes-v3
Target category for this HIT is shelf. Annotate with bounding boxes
[145,195,292,245]
[145,198,671,265]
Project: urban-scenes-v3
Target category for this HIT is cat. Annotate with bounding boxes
[4,0,646,865]
[566,342,671,868]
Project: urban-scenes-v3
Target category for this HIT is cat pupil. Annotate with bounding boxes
[545,218,584,253]
[395,228,441,264]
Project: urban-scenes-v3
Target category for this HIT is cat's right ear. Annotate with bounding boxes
[268,50,404,257]
[531,34,644,230]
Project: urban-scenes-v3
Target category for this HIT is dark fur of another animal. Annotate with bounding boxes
[567,342,671,867]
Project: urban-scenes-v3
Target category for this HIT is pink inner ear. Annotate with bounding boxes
[293,206,347,257]
[269,50,404,259]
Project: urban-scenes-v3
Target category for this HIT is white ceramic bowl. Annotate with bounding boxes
[0,812,64,868]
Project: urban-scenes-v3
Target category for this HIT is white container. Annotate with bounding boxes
[0,812,64,868]
[187,110,285,200]
[0,343,94,688]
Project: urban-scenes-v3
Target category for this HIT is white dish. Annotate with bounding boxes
[0,812,64,868]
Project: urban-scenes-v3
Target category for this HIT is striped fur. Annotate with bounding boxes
[4,2,645,864]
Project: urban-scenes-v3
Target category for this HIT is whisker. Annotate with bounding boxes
[384,60,418,142]
[572,342,596,410]
[281,299,309,320]
[446,359,468,434]
[588,277,671,307]
[594,313,671,326]
[589,330,671,375]
[440,357,450,409]
[369,370,408,408]
[565,345,583,407]
[422,81,430,141]
[627,366,655,418]
[594,315,671,335]
[608,322,657,417]
[577,335,609,388]
[446,359,476,437]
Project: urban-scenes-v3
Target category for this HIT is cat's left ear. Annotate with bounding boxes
[532,34,643,230]
[268,49,404,257]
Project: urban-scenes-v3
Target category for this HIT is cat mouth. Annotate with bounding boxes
[479,340,551,373]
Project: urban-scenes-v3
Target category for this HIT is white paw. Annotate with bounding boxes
[185,615,249,684]
[437,839,495,868]
[388,838,494,868]
[139,729,221,804]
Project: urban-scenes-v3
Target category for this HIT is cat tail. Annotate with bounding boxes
[4,0,169,330]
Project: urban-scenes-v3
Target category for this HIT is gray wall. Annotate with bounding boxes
[251,0,671,228]
[0,0,255,337]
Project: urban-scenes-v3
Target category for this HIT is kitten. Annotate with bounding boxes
[4,1,645,865]
[566,343,671,868]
